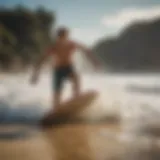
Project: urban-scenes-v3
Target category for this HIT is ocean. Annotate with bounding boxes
[0,72,160,125]
[0,72,160,160]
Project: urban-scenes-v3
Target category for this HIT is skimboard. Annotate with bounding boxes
[40,90,98,126]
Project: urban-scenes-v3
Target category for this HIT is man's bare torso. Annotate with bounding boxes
[49,40,76,67]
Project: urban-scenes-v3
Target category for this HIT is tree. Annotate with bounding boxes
[0,6,55,71]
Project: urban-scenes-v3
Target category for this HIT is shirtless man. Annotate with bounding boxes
[30,27,100,109]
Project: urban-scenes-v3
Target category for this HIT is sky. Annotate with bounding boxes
[1,0,160,45]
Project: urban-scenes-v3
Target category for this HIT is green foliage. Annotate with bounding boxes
[0,6,55,72]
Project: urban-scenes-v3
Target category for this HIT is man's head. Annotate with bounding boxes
[57,27,69,39]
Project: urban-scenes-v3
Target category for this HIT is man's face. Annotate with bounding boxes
[58,28,69,39]
[63,30,69,39]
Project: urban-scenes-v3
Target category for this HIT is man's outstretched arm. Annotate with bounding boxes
[30,47,54,84]
[34,50,51,71]
[75,43,100,67]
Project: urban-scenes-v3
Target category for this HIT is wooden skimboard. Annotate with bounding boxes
[40,90,98,126]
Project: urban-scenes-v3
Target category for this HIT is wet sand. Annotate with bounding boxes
[0,121,126,160]
[1,120,160,160]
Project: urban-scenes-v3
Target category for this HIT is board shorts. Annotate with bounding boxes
[53,65,74,92]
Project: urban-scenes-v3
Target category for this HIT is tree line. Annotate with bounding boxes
[0,5,55,72]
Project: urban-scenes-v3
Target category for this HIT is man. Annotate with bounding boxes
[30,27,101,110]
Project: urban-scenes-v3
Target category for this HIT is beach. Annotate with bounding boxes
[0,73,160,160]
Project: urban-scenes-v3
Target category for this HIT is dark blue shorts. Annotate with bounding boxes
[53,65,74,92]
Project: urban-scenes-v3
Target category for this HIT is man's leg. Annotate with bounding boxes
[53,70,64,109]
[47,87,62,118]
[70,71,81,98]
[53,89,62,108]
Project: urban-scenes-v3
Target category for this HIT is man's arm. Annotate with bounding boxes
[33,48,53,72]
[30,47,54,84]
[75,43,100,67]
[35,45,55,71]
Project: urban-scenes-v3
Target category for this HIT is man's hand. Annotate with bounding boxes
[93,60,103,71]
[75,42,102,71]
[30,72,39,85]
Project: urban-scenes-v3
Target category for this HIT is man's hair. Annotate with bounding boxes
[57,27,69,37]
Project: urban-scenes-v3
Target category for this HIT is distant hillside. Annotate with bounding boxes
[93,18,160,72]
